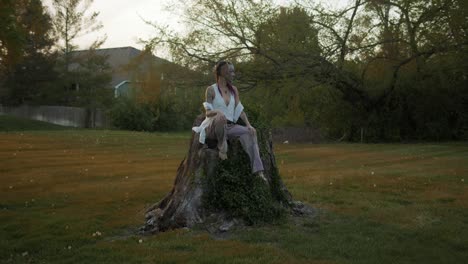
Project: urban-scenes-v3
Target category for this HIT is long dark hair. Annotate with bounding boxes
[214,60,236,97]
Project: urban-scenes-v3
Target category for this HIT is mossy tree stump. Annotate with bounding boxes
[141,115,314,234]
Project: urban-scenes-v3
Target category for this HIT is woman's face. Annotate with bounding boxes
[221,63,235,82]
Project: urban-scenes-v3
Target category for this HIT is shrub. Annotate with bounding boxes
[109,98,155,131]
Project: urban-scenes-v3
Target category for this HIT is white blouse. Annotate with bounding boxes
[192,83,244,144]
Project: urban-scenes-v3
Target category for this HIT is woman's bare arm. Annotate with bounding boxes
[240,111,252,127]
[205,86,221,117]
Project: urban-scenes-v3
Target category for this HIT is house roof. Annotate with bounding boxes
[70,46,171,88]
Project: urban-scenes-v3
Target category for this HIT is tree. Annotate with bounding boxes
[145,0,468,141]
[0,0,57,105]
[144,0,369,130]
[248,7,322,127]
[145,1,326,128]
[51,0,106,69]
[115,48,206,131]
[144,0,276,78]
[0,0,24,77]
[351,0,468,139]
[69,49,112,127]
[50,0,107,105]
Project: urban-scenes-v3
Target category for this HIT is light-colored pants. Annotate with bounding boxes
[206,113,264,174]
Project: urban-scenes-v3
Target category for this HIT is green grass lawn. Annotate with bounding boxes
[1,125,467,263]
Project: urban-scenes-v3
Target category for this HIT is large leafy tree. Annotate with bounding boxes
[146,0,468,140]
[347,0,468,139]
[0,0,57,105]
[0,0,24,75]
[145,0,364,134]
[295,0,468,140]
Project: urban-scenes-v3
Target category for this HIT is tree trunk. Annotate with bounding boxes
[140,115,314,234]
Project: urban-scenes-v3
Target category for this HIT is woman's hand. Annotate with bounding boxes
[206,110,224,118]
[247,125,256,135]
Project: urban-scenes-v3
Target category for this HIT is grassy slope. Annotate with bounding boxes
[0,129,467,263]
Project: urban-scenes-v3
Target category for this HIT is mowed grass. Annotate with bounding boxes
[1,127,467,263]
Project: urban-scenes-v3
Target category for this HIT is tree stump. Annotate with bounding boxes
[140,115,315,234]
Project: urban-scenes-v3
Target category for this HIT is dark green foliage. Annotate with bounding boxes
[359,52,468,142]
[109,98,155,131]
[108,93,201,132]
[144,1,468,142]
[203,108,287,224]
[267,162,291,206]
[68,52,113,108]
[0,0,57,105]
[242,106,291,205]
[154,93,200,131]
[108,91,200,132]
[202,141,285,225]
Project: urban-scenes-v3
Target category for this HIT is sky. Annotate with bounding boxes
[44,0,348,58]
[43,0,180,52]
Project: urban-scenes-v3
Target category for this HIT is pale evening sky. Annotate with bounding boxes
[44,0,348,59]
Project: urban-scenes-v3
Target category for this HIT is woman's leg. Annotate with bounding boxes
[227,124,264,174]
[206,114,228,159]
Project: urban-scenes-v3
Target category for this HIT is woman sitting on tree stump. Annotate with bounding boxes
[192,60,268,182]
[141,61,314,234]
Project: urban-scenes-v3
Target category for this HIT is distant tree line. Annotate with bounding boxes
[1,0,467,140]
[145,0,468,141]
[0,0,208,131]
[0,0,112,111]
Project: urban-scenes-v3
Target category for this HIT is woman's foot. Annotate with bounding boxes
[218,151,227,160]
